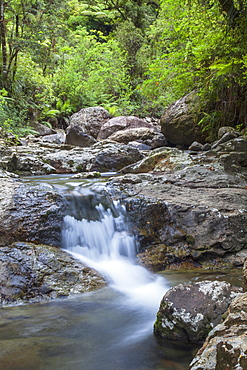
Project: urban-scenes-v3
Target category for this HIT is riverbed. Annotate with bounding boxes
[0,174,242,370]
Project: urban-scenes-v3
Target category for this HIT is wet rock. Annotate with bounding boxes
[1,140,143,175]
[0,177,66,247]
[202,143,211,151]
[0,242,106,306]
[154,280,240,344]
[71,171,102,179]
[97,116,158,140]
[69,106,111,139]
[160,91,206,146]
[65,125,97,147]
[190,291,247,370]
[242,259,247,293]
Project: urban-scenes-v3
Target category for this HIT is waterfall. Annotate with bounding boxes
[62,191,168,336]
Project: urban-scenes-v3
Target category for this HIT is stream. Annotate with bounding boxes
[0,175,241,369]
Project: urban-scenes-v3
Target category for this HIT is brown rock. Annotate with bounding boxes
[97,116,157,140]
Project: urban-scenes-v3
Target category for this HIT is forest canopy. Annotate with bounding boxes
[0,0,247,137]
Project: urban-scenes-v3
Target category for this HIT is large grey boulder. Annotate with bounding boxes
[69,106,111,139]
[160,91,206,146]
[154,280,240,344]
[0,242,106,306]
[97,116,158,140]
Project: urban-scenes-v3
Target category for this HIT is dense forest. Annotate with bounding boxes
[0,0,247,139]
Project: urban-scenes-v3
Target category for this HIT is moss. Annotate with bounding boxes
[76,164,83,172]
[186,234,195,246]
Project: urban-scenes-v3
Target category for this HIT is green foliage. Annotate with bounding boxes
[0,0,246,138]
[53,29,132,113]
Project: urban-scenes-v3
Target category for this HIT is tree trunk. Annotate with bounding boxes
[0,0,7,87]
[217,0,238,22]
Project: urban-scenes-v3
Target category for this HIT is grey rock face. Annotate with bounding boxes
[218,126,240,139]
[189,141,204,151]
[44,141,143,173]
[0,242,106,306]
[69,106,111,139]
[41,130,66,144]
[154,280,240,344]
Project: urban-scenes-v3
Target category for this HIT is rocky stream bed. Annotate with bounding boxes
[0,105,247,369]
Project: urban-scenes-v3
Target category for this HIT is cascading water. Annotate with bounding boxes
[62,189,169,336]
[0,177,198,370]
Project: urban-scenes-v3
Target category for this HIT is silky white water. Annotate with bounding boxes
[62,198,169,337]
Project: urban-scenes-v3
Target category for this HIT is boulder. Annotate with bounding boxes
[0,177,66,247]
[107,127,167,149]
[97,116,158,140]
[69,106,111,139]
[190,291,247,370]
[65,125,97,147]
[0,242,106,306]
[160,91,206,146]
[211,131,240,149]
[154,280,240,344]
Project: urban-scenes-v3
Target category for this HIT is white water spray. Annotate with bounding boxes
[62,198,169,334]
